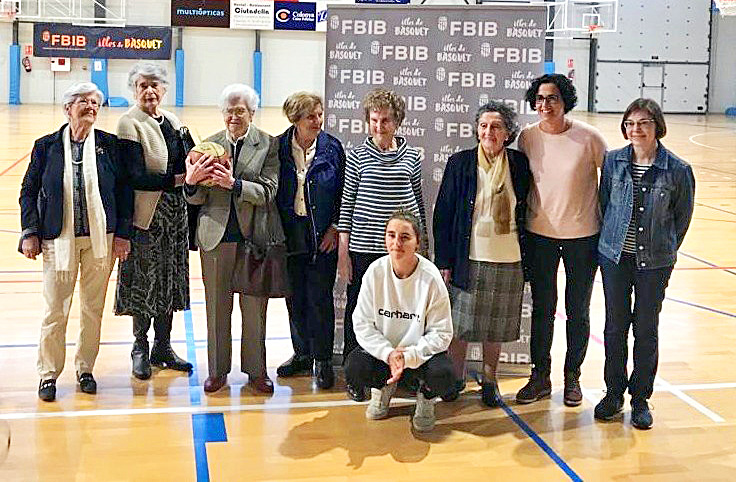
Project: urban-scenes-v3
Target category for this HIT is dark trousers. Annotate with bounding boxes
[343,251,385,358]
[344,348,455,399]
[600,254,672,402]
[527,232,599,377]
[285,251,338,361]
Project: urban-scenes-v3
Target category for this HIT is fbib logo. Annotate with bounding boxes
[434,117,445,132]
[327,114,337,129]
[433,167,444,183]
[330,15,339,30]
[480,42,491,58]
[328,64,338,79]
[437,16,448,31]
[435,67,446,82]
[370,41,380,55]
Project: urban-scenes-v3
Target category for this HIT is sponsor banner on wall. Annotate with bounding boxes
[33,23,172,59]
[355,0,410,3]
[171,0,230,28]
[325,5,546,366]
[231,0,274,30]
[274,1,317,31]
[316,1,328,32]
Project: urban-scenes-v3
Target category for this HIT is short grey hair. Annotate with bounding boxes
[127,62,169,90]
[474,100,520,146]
[219,83,259,112]
[61,82,104,116]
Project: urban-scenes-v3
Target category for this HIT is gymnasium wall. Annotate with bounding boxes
[1,0,734,112]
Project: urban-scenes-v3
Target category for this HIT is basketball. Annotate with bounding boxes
[186,141,231,186]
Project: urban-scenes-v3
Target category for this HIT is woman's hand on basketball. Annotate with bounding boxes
[185,153,214,185]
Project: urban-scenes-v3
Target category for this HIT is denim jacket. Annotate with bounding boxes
[598,143,695,269]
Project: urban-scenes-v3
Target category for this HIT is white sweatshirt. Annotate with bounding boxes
[354,254,453,369]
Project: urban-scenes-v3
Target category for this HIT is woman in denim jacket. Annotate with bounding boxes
[594,98,695,430]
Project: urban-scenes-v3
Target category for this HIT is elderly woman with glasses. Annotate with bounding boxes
[337,88,428,402]
[19,82,132,401]
[515,74,607,408]
[433,101,531,406]
[594,98,694,429]
[115,62,193,380]
[184,83,281,394]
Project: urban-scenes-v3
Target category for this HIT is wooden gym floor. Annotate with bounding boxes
[0,104,734,481]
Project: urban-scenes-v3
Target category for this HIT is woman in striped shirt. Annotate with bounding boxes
[337,89,427,401]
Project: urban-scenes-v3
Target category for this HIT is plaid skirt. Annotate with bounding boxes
[450,260,523,342]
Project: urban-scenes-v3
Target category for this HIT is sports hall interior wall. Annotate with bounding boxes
[0,0,734,112]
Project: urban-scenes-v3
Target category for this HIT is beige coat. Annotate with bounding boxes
[185,126,283,252]
[116,105,184,230]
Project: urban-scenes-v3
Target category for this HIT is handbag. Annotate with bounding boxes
[179,126,200,251]
[231,240,290,298]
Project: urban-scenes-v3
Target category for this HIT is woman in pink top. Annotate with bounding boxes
[515,74,607,407]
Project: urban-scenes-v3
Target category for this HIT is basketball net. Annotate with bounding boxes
[0,0,17,22]
[714,0,736,16]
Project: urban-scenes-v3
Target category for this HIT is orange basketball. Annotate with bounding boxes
[186,141,231,186]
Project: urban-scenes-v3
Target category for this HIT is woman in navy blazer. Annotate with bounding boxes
[275,92,346,390]
[19,82,132,402]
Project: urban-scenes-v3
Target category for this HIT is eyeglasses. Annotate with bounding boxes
[224,107,251,117]
[480,122,507,132]
[623,119,656,129]
[535,94,560,105]
[75,98,99,108]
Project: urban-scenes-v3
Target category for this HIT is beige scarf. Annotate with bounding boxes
[477,146,511,235]
[55,126,108,278]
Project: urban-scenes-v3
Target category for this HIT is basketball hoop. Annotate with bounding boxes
[713,0,736,16]
[0,0,18,22]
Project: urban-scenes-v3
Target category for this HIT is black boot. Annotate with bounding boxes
[132,316,152,380]
[150,313,193,372]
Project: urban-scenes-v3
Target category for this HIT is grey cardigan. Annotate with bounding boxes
[184,126,284,252]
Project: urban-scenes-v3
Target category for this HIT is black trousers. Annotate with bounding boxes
[285,250,338,361]
[600,254,672,402]
[342,251,385,358]
[527,232,599,377]
[344,348,455,399]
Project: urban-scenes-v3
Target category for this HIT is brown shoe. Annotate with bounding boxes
[250,375,274,394]
[563,376,583,407]
[204,375,227,393]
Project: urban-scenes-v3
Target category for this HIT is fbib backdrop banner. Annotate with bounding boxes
[325,5,545,370]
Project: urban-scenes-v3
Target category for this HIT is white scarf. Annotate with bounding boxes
[55,126,108,276]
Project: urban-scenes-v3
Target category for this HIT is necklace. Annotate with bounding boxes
[153,115,164,125]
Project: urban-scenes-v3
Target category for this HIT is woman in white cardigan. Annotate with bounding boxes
[114,62,192,380]
[344,211,454,432]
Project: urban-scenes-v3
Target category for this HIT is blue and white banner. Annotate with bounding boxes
[274,1,317,31]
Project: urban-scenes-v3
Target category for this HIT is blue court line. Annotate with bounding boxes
[183,309,227,482]
[679,251,736,277]
[498,400,583,481]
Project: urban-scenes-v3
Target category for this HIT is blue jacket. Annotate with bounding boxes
[598,143,695,269]
[433,146,532,289]
[276,126,346,255]
[19,125,132,249]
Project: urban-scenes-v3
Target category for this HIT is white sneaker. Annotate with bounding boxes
[412,391,436,432]
[365,383,397,420]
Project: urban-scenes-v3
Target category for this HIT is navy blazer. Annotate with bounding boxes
[19,125,132,250]
[276,126,346,254]
[433,146,532,289]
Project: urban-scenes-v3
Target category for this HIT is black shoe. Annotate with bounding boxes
[346,383,367,402]
[481,381,503,407]
[631,401,653,430]
[563,376,583,407]
[276,354,313,377]
[131,340,151,380]
[77,372,97,394]
[38,379,56,402]
[314,360,335,389]
[441,379,466,402]
[150,342,193,372]
[594,393,624,421]
[516,368,552,404]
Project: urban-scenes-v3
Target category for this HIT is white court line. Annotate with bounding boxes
[2,381,734,422]
[654,377,726,423]
[688,132,725,151]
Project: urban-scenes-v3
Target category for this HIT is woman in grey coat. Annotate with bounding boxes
[184,83,282,394]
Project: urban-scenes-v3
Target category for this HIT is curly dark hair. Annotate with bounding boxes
[474,100,520,146]
[525,73,578,114]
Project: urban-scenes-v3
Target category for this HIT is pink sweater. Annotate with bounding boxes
[519,119,607,239]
